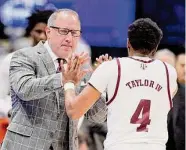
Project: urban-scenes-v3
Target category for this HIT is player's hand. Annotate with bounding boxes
[94,54,112,69]
[61,53,91,85]
[67,52,90,68]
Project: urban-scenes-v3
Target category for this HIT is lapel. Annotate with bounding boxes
[36,41,56,75]
[36,41,61,114]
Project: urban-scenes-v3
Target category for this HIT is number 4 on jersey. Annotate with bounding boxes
[130,99,151,132]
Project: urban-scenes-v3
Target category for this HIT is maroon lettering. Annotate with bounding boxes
[135,80,140,86]
[139,80,144,86]
[155,84,162,92]
[149,81,154,88]
[131,81,136,88]
[126,82,132,89]
[144,79,149,86]
[126,79,162,92]
[130,99,151,132]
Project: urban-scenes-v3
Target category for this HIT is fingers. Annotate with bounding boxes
[71,52,90,68]
[96,53,112,64]
[68,54,82,72]
[104,54,109,61]
[70,55,79,71]
[74,57,81,71]
[96,56,103,64]
[78,52,90,65]
[67,54,73,71]
[61,53,90,85]
[109,56,112,61]
[67,53,79,71]
[102,53,112,61]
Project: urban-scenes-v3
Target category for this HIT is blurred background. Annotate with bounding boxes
[0,0,185,61]
[0,0,185,150]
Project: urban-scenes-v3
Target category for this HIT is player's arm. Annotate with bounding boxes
[64,84,101,120]
[62,55,111,120]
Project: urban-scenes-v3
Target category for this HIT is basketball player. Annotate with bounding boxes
[61,18,178,150]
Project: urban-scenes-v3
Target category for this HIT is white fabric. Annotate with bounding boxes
[89,61,114,93]
[44,41,58,70]
[64,82,75,91]
[89,57,177,150]
[105,143,165,150]
[44,41,64,84]
[0,53,14,116]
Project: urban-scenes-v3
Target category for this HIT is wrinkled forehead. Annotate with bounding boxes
[54,12,81,30]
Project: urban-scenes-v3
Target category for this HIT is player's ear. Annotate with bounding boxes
[127,38,132,56]
[151,45,159,56]
[127,38,130,49]
[151,49,157,57]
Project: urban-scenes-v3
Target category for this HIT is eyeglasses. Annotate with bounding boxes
[50,26,82,37]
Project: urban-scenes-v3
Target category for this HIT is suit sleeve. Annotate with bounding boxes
[84,94,107,123]
[77,71,108,123]
[166,108,176,150]
[9,50,62,101]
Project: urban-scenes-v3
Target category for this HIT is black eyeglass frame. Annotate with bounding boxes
[50,26,82,37]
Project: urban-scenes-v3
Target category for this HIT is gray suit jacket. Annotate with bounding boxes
[2,42,107,150]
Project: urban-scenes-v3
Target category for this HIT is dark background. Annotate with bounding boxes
[0,0,185,62]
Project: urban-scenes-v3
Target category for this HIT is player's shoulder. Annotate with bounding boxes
[164,62,176,72]
[99,57,129,69]
[116,57,132,62]
[97,58,120,72]
[102,58,118,66]
[109,57,128,63]
[116,57,128,60]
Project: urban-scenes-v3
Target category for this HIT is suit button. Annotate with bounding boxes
[44,87,49,91]
[56,113,59,119]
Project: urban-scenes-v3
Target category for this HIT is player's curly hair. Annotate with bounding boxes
[128,18,163,55]
[25,10,54,36]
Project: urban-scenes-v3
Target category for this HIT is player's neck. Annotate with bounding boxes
[132,52,150,58]
[129,49,155,58]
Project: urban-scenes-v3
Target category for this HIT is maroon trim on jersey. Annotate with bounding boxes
[106,58,121,106]
[163,62,172,108]
[128,57,155,63]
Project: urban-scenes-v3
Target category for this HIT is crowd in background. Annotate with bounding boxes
[0,8,185,150]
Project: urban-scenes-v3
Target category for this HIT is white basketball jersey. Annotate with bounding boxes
[89,56,177,150]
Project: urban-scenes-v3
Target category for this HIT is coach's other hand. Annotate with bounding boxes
[94,54,112,69]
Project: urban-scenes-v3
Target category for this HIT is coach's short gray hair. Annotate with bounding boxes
[155,49,176,59]
[47,9,80,27]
